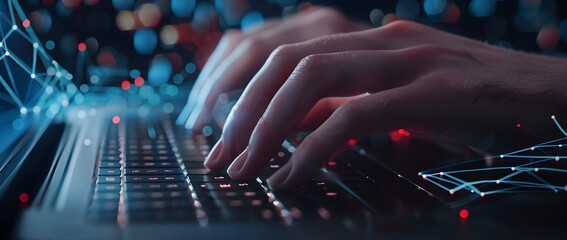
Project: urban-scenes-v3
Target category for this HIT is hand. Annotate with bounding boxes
[205,20,567,189]
[178,7,369,130]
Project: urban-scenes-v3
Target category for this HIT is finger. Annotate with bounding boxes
[177,30,244,125]
[208,32,406,170]
[227,48,439,179]
[297,94,369,130]
[266,86,423,189]
[188,8,370,131]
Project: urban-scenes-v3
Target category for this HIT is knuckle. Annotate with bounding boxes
[296,54,327,73]
[270,44,296,62]
[380,20,424,36]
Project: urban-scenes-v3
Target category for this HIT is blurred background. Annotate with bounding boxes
[18,0,567,93]
[2,0,567,153]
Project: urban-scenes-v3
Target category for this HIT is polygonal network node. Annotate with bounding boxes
[420,116,567,197]
[0,0,75,121]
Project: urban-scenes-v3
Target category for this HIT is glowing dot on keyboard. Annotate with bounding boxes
[83,138,91,146]
[511,167,515,171]
[12,24,17,30]
[20,108,27,114]
[277,152,285,157]
[449,189,454,194]
[534,168,539,172]
[33,42,38,48]
[496,180,500,184]
[326,192,337,196]
[556,156,560,161]
[439,172,444,176]
[219,184,231,188]
[551,115,556,119]
[480,192,485,197]
[112,116,121,124]
[500,155,504,158]
[516,123,521,128]
[530,147,535,151]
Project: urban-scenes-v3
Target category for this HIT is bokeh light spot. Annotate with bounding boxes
[133,28,157,55]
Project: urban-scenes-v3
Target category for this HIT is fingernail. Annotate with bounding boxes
[204,138,223,169]
[227,148,248,178]
[266,163,292,189]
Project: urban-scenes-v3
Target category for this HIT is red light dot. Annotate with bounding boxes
[398,129,411,137]
[19,193,29,203]
[347,139,357,146]
[389,131,402,142]
[516,123,521,128]
[459,208,469,219]
[77,42,87,52]
[134,77,144,87]
[22,19,30,28]
[112,116,121,125]
[121,80,131,90]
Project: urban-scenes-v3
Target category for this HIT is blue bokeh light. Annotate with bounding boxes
[148,58,172,86]
[241,11,264,32]
[424,0,447,16]
[134,28,157,55]
[469,0,496,18]
[171,0,196,18]
[112,0,134,11]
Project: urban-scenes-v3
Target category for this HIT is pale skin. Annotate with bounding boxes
[179,7,567,189]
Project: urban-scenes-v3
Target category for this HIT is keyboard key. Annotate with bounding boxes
[125,161,177,168]
[100,162,121,168]
[125,175,185,183]
[95,183,121,192]
[125,168,182,175]
[128,210,195,222]
[93,192,120,201]
[126,191,190,200]
[127,200,193,211]
[124,182,188,192]
[98,168,121,176]
[97,176,121,184]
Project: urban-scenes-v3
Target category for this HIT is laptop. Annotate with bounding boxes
[1,0,566,239]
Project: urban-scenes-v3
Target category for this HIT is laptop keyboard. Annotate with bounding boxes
[88,116,295,225]
[87,115,432,226]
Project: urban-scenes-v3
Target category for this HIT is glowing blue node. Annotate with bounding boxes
[20,108,28,114]
[32,106,40,113]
